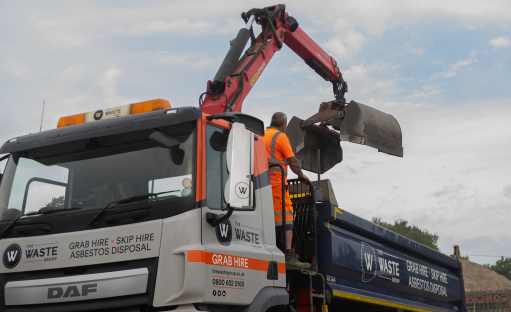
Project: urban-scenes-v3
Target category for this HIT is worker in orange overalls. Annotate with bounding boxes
[264,112,310,269]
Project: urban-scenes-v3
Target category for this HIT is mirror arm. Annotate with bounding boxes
[206,207,234,227]
[207,147,232,228]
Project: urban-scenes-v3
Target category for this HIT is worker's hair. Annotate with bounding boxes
[270,112,287,128]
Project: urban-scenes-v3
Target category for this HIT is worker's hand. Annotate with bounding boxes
[298,173,309,180]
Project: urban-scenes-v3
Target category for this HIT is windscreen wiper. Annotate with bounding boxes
[0,207,82,238]
[88,190,179,226]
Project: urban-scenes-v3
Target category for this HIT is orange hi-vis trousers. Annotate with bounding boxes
[272,183,294,230]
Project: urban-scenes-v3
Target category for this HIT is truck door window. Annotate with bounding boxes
[206,124,230,209]
[206,124,255,210]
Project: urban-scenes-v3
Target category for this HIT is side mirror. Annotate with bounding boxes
[224,122,253,209]
[206,123,253,227]
[149,131,180,149]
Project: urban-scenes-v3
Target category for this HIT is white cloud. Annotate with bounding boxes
[408,85,442,98]
[325,31,367,61]
[99,67,123,103]
[286,62,309,74]
[127,51,217,68]
[314,0,511,37]
[2,59,31,79]
[111,19,215,36]
[431,52,478,78]
[217,18,245,35]
[37,20,61,27]
[402,41,425,55]
[61,66,89,80]
[34,20,89,47]
[489,36,511,48]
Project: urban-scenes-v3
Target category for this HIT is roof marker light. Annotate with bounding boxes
[57,99,171,128]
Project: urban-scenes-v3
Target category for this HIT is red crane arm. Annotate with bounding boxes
[200,5,347,115]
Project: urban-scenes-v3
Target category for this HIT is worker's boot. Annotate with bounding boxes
[286,249,311,269]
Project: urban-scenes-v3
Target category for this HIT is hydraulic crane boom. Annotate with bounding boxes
[201,4,403,174]
[200,4,347,115]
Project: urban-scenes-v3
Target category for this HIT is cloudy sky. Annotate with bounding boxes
[1,0,510,265]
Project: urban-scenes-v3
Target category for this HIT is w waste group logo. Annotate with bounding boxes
[215,217,232,246]
[3,244,22,269]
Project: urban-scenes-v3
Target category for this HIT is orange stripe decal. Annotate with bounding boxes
[186,250,285,273]
[278,262,286,274]
[187,250,205,262]
[205,252,267,271]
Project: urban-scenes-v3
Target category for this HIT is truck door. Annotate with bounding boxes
[201,121,275,305]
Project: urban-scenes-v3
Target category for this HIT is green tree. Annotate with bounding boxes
[372,217,440,251]
[460,255,470,261]
[483,257,511,281]
[46,196,65,209]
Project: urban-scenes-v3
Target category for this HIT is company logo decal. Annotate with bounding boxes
[234,221,259,244]
[361,242,377,282]
[360,242,448,296]
[250,73,259,87]
[48,284,97,299]
[250,62,266,87]
[93,110,104,120]
[235,182,249,199]
[3,244,22,269]
[215,217,232,246]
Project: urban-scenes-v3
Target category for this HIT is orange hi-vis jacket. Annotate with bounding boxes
[264,127,294,228]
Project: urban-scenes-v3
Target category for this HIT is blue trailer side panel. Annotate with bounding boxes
[315,203,466,312]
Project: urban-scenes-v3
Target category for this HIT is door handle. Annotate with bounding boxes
[14,223,52,235]
[105,209,150,224]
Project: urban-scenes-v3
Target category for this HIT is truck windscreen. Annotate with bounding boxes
[0,122,195,222]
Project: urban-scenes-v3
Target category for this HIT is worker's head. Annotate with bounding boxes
[270,112,287,132]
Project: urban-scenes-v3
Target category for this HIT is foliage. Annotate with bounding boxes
[372,217,440,251]
[46,196,65,209]
[483,257,511,281]
[460,255,470,261]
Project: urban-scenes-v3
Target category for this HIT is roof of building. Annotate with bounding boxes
[463,260,511,293]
